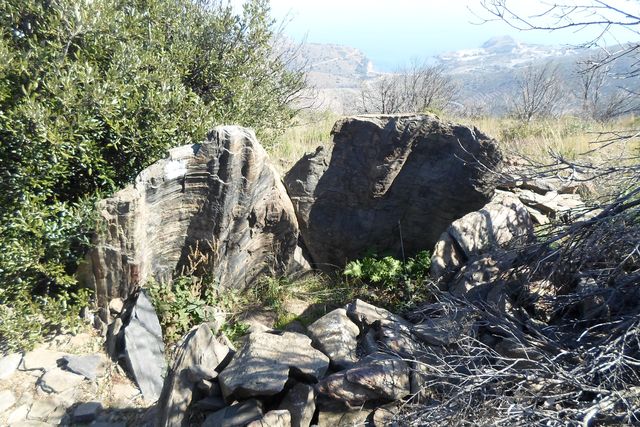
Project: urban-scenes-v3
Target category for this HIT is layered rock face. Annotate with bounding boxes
[284,114,502,268]
[82,126,300,310]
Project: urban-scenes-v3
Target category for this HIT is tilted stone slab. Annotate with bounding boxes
[157,323,230,427]
[123,291,166,402]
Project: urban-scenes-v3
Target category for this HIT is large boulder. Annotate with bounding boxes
[81,126,302,311]
[157,324,230,427]
[284,114,502,268]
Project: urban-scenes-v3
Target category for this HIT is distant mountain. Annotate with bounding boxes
[299,42,373,81]
[437,35,587,74]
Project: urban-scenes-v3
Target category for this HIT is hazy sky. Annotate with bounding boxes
[233,0,640,70]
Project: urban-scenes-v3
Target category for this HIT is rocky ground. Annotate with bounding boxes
[0,332,151,427]
[2,113,633,426]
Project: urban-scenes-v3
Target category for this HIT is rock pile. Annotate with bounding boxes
[157,299,463,426]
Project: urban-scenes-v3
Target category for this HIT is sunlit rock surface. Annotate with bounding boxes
[81,126,301,311]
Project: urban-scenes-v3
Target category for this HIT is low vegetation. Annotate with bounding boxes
[343,250,432,310]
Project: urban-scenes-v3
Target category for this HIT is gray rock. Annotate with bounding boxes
[316,356,410,406]
[307,308,359,370]
[284,114,501,268]
[109,298,124,315]
[0,389,16,414]
[192,396,227,412]
[89,422,128,427]
[449,193,533,257]
[123,290,166,403]
[7,404,30,424]
[187,364,218,382]
[106,317,123,358]
[376,320,421,358]
[202,399,263,427]
[279,383,315,427]
[429,232,465,280]
[409,360,433,403]
[9,421,52,427]
[431,193,533,278]
[196,378,222,397]
[218,331,329,401]
[346,299,410,328]
[371,403,400,427]
[359,328,380,356]
[316,405,373,427]
[247,410,291,427]
[21,348,66,372]
[524,204,550,225]
[80,126,303,317]
[27,398,61,421]
[411,311,474,346]
[316,371,379,408]
[344,358,410,401]
[38,367,84,394]
[512,188,584,218]
[0,352,22,379]
[61,354,106,380]
[157,323,230,427]
[73,402,102,423]
[448,254,514,298]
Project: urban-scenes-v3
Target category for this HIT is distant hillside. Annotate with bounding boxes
[295,35,638,116]
[295,42,374,112]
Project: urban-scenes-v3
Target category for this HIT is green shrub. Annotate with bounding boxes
[343,250,432,310]
[147,275,249,344]
[0,0,305,351]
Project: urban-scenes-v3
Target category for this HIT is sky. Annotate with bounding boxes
[230,0,640,71]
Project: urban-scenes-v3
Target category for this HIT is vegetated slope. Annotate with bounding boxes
[293,41,374,113]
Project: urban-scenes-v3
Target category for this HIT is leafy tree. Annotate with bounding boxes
[0,0,305,350]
